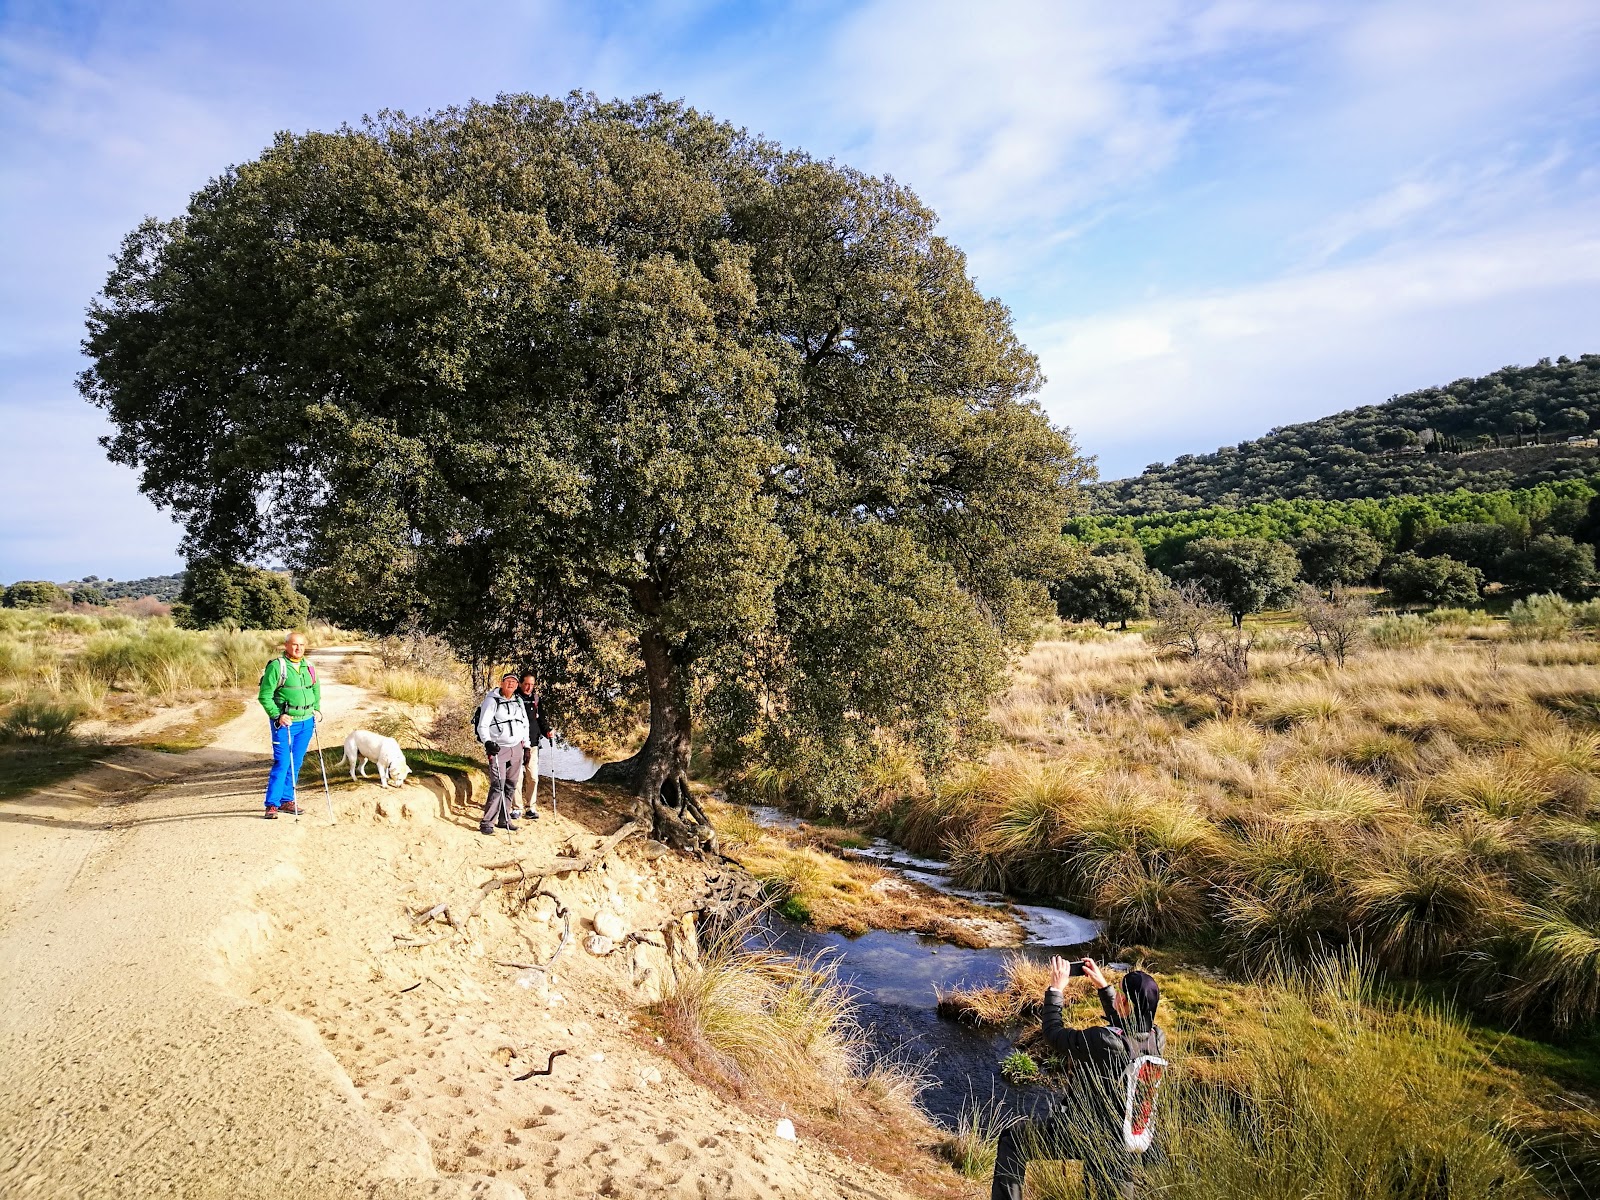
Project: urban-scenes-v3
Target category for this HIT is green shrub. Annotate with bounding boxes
[1369,614,1430,648]
[1508,592,1575,640]
[178,558,309,629]
[1,696,84,744]
[3,580,66,609]
[999,1050,1040,1084]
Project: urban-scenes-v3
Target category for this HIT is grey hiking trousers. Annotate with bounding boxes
[482,743,526,832]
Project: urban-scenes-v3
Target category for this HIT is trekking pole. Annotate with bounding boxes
[314,714,335,824]
[289,721,300,823]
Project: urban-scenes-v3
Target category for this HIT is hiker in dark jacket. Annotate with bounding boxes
[257,631,322,818]
[475,673,531,835]
[511,672,555,820]
[991,957,1166,1200]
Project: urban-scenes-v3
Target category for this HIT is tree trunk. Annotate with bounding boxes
[592,627,717,853]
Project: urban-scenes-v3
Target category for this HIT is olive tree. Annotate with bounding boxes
[80,94,1088,838]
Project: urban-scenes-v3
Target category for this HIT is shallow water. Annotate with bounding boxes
[744,804,1102,1126]
[540,737,601,781]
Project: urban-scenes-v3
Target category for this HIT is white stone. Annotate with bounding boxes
[593,909,627,940]
[638,1066,662,1086]
[584,933,615,957]
[774,1119,796,1142]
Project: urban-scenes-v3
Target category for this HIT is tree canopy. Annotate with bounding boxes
[1095,355,1600,514]
[80,93,1088,834]
[1178,537,1300,625]
[178,560,310,629]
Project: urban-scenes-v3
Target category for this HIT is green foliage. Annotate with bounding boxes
[1368,614,1431,648]
[1415,521,1513,571]
[1096,354,1600,514]
[998,1049,1039,1084]
[1295,526,1382,595]
[178,559,309,629]
[1178,537,1300,624]
[1381,554,1482,608]
[1054,553,1160,628]
[70,584,108,606]
[81,93,1087,811]
[1068,478,1600,571]
[1497,534,1596,597]
[1508,593,1576,640]
[3,580,66,609]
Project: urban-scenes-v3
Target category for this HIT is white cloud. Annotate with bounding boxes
[1030,215,1600,475]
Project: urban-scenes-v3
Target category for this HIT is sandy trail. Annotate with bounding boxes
[0,651,932,1200]
[0,649,513,1199]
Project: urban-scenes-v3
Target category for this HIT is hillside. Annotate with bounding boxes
[1095,354,1600,515]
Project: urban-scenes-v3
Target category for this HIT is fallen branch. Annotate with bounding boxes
[481,820,641,877]
[514,1049,568,1080]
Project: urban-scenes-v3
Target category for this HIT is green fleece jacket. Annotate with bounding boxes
[258,656,321,720]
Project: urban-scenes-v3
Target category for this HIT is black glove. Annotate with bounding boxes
[484,740,500,756]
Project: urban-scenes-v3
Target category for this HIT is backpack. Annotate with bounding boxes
[1116,1027,1168,1153]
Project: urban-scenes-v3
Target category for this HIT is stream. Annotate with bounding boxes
[747,805,1100,1126]
[546,741,1096,1126]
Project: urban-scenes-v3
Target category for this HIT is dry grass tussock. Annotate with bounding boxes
[651,910,937,1160]
[917,627,1600,1030]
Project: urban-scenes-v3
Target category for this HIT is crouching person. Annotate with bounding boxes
[475,673,531,835]
[991,958,1167,1200]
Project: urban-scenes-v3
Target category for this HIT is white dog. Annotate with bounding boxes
[341,729,412,789]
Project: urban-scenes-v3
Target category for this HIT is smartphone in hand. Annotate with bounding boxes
[1067,959,1087,978]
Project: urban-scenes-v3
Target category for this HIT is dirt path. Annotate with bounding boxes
[0,651,931,1200]
[0,649,515,1199]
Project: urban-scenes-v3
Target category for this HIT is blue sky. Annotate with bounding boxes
[3,0,1599,581]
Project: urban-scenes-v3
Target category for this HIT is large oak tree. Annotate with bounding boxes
[80,94,1089,840]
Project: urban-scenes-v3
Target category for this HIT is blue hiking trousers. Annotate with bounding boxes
[265,716,316,809]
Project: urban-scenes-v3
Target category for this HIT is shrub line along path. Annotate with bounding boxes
[0,647,519,1199]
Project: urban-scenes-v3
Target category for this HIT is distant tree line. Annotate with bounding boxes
[1057,477,1600,625]
[1095,355,1600,514]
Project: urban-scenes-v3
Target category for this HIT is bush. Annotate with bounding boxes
[1508,593,1575,640]
[1368,614,1430,648]
[1,696,84,744]
[1497,534,1596,597]
[1381,553,1482,607]
[3,580,66,609]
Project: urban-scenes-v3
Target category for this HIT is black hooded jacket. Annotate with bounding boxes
[1040,985,1166,1132]
[518,690,554,743]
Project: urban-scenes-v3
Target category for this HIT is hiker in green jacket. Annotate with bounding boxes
[257,631,321,818]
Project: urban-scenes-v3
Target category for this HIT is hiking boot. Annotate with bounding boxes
[499,822,519,833]
[280,801,300,816]
[509,807,523,820]
[479,825,495,836]
[263,807,278,819]
[527,809,541,820]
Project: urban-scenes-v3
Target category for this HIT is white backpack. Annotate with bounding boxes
[1116,1028,1168,1153]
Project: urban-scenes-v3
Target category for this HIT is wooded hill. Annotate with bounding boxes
[1095,355,1600,515]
